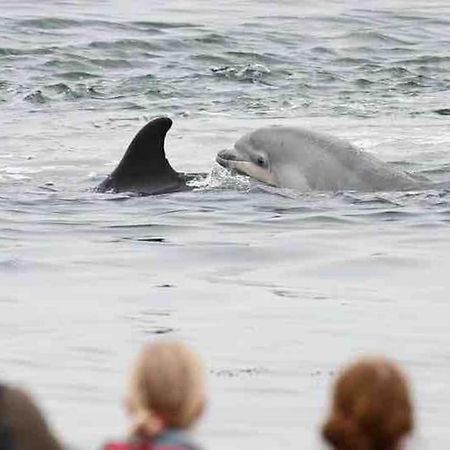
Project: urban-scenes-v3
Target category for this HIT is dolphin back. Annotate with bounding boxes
[254,126,430,192]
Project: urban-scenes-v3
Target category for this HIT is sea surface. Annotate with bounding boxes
[1,1,450,449]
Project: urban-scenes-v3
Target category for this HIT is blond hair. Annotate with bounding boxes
[322,357,414,450]
[127,341,205,438]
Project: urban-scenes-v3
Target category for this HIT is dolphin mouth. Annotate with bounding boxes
[216,149,251,178]
[216,148,279,187]
[216,149,245,169]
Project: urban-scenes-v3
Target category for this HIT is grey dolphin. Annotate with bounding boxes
[96,117,202,195]
[216,125,432,192]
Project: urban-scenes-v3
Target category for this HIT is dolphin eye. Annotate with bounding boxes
[256,156,267,167]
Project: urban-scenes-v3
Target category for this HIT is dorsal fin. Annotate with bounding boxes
[113,117,176,179]
[97,117,187,195]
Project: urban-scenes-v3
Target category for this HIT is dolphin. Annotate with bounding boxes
[96,117,202,195]
[216,125,433,192]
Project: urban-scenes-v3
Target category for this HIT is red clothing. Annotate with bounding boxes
[104,443,150,450]
[105,443,188,450]
[104,429,199,450]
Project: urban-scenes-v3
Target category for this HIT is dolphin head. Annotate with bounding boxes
[216,128,279,186]
[216,126,311,190]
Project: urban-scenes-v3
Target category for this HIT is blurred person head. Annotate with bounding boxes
[125,340,206,439]
[322,356,414,450]
[0,384,62,450]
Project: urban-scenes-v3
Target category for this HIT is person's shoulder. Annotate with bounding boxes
[102,441,199,450]
[103,441,152,450]
[104,443,130,450]
[103,432,201,450]
[153,431,201,450]
[155,445,200,450]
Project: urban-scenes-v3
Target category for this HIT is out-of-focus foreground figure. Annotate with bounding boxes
[0,384,63,450]
[104,340,206,450]
[322,357,414,450]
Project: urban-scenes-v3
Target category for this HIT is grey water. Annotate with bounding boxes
[1,0,450,448]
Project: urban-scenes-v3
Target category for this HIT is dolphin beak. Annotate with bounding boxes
[216,149,241,169]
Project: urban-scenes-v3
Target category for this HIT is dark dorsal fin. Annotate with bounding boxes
[114,117,175,178]
[97,117,187,195]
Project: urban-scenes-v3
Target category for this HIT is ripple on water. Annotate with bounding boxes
[211,64,271,83]
[24,90,47,103]
[88,39,163,52]
[58,71,100,80]
[17,17,81,29]
[130,20,200,30]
